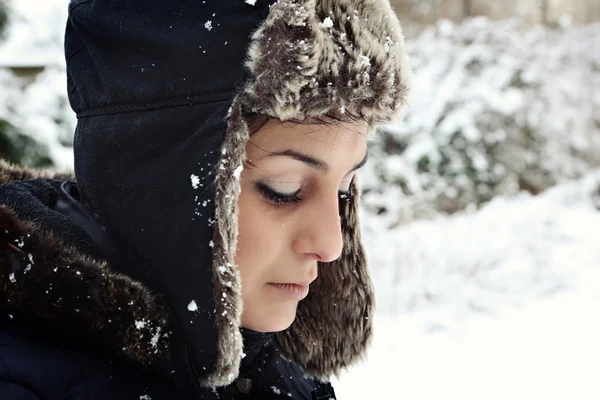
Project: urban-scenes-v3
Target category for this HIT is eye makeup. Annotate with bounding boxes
[255,182,302,205]
[255,182,353,206]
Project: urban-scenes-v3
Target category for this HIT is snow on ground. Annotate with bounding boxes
[336,297,599,400]
[335,171,600,399]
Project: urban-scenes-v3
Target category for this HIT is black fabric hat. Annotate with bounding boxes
[67,0,411,387]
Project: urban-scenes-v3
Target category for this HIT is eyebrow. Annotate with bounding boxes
[265,149,369,173]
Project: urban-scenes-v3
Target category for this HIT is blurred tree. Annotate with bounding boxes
[540,0,548,24]
[463,0,471,18]
[0,0,56,168]
[0,0,8,39]
[363,18,600,221]
[0,120,53,168]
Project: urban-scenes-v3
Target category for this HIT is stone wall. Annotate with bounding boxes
[390,0,600,25]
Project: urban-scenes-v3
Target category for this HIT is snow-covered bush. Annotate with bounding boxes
[362,17,600,222]
[363,170,600,322]
[0,118,53,167]
[0,0,8,39]
[0,66,74,168]
[0,0,73,168]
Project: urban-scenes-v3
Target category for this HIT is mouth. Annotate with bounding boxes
[267,282,311,300]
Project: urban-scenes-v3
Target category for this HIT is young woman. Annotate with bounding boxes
[0,0,410,398]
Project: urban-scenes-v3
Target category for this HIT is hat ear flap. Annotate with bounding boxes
[276,177,374,379]
[205,98,247,387]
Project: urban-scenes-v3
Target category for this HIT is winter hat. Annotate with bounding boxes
[67,0,411,387]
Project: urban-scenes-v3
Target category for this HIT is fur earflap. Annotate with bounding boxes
[0,205,169,365]
[212,0,409,380]
[204,101,247,387]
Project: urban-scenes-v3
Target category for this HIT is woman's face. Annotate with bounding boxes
[236,118,368,332]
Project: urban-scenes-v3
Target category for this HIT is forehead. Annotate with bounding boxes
[247,119,368,155]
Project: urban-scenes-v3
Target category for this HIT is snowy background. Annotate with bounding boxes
[1,1,599,399]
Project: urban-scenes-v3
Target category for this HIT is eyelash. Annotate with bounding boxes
[256,183,351,206]
[256,183,302,205]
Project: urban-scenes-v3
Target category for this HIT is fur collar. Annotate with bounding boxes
[0,160,75,184]
[0,161,169,366]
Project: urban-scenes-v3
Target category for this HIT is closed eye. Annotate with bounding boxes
[256,183,302,205]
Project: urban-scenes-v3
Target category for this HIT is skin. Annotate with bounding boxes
[235,118,369,332]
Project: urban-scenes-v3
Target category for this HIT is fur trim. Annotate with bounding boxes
[0,204,169,366]
[203,101,247,387]
[210,0,407,380]
[0,159,75,183]
[242,0,412,124]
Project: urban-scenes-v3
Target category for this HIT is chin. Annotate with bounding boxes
[241,305,298,333]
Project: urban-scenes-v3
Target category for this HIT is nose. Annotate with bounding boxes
[292,193,344,263]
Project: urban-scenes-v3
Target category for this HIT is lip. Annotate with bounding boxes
[267,282,311,300]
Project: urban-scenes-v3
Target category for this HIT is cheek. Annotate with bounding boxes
[235,188,300,332]
[235,188,282,284]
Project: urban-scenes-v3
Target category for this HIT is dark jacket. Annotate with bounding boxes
[0,0,411,398]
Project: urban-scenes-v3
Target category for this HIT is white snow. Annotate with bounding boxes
[134,320,146,330]
[320,17,334,29]
[187,300,198,312]
[190,174,200,189]
[270,386,281,395]
[204,21,213,31]
[383,36,393,53]
[150,328,161,348]
[233,165,243,180]
[245,0,257,5]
